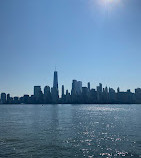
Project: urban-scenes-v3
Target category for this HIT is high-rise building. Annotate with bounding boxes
[66,90,68,95]
[97,83,103,102]
[44,86,50,96]
[135,88,141,103]
[109,88,116,102]
[62,85,64,98]
[52,71,59,103]
[105,86,108,93]
[7,94,10,104]
[72,80,82,95]
[53,71,58,89]
[34,86,43,103]
[88,82,90,91]
[77,81,82,95]
[44,86,51,103]
[34,86,42,98]
[99,83,102,93]
[72,80,77,95]
[1,93,6,104]
[117,87,120,93]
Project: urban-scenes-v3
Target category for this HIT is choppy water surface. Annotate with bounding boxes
[0,104,141,158]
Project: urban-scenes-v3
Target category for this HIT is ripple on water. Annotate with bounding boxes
[0,104,141,157]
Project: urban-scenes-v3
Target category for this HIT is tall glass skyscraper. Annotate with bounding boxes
[52,71,59,103]
[53,71,58,89]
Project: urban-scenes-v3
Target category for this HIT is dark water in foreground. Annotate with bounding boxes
[0,104,141,158]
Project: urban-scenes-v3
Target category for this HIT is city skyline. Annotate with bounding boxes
[1,1,141,157]
[1,0,141,96]
[1,70,141,104]
[0,69,141,98]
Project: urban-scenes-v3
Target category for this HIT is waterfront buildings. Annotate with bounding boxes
[0,71,141,104]
[1,93,6,104]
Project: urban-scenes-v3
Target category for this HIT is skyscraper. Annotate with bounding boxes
[33,86,43,103]
[62,85,64,98]
[97,83,103,102]
[77,81,82,95]
[34,86,42,98]
[51,71,59,103]
[72,80,77,95]
[44,86,50,96]
[7,94,10,104]
[1,93,6,104]
[53,71,58,89]
[71,80,82,95]
[44,86,51,103]
[117,87,120,93]
[88,82,90,91]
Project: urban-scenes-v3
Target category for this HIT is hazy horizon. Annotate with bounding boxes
[1,0,141,97]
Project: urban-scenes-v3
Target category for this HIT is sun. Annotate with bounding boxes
[102,0,120,5]
[107,0,114,2]
[89,0,122,14]
[99,0,121,10]
[104,0,114,3]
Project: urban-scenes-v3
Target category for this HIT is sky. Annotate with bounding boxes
[0,0,141,97]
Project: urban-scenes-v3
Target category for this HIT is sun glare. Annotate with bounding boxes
[88,0,122,16]
[95,0,121,12]
[101,0,120,6]
[104,0,114,3]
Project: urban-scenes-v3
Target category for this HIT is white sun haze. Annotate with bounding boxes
[99,0,121,6]
[89,0,122,12]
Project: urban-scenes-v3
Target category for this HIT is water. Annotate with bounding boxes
[0,104,141,158]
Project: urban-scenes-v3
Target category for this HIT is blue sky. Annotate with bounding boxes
[0,0,141,97]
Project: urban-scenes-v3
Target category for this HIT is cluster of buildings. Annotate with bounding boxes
[1,71,141,104]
